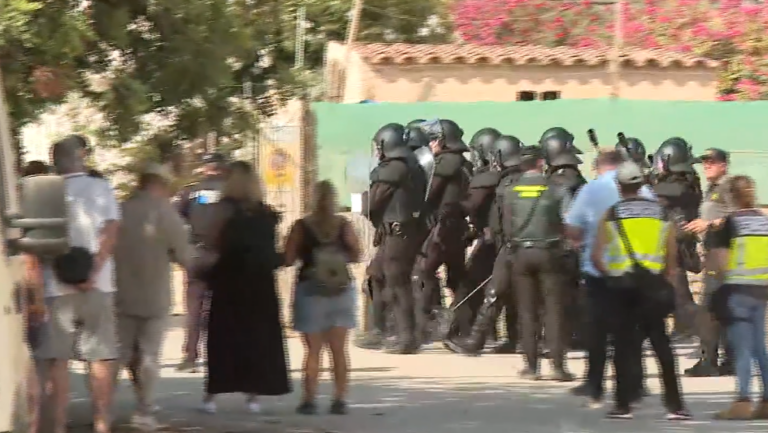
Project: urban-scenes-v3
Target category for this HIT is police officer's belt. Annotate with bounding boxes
[507,238,561,249]
[504,189,545,250]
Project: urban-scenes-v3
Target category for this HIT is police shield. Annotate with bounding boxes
[413,145,435,200]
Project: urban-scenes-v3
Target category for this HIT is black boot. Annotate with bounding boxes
[354,330,384,350]
[444,300,499,356]
[718,357,735,376]
[684,358,719,377]
[491,340,519,354]
[386,286,420,355]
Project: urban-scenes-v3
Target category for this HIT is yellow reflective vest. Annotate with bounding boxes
[604,198,670,276]
[724,210,768,286]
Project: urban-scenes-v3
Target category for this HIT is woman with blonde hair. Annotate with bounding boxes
[200,160,290,414]
[285,180,361,415]
[709,175,768,420]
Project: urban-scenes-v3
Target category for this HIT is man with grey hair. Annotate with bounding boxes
[37,134,121,433]
[114,163,193,430]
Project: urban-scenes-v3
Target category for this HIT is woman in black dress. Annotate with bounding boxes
[201,160,291,413]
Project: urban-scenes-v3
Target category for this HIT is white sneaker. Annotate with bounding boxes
[248,401,261,413]
[201,401,217,414]
[130,413,159,431]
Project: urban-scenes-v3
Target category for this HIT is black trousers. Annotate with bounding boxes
[612,285,685,412]
[462,246,515,349]
[412,219,468,340]
[584,275,647,400]
[366,245,389,334]
[380,232,422,343]
[512,247,566,371]
[450,238,496,337]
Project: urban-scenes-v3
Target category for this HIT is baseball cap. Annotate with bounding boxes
[141,162,174,183]
[695,148,729,164]
[616,161,644,184]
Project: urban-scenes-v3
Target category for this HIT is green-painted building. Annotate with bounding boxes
[313,99,768,206]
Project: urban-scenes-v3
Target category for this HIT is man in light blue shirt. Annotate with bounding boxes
[563,150,655,404]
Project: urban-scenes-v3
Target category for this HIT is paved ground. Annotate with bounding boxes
[61,318,768,433]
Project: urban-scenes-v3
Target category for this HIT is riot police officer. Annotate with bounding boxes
[503,146,573,381]
[542,133,587,351]
[444,134,520,344]
[367,123,429,354]
[651,139,726,377]
[444,137,525,355]
[357,122,432,350]
[468,128,501,172]
[406,122,430,151]
[176,151,228,371]
[616,137,651,169]
[411,119,471,345]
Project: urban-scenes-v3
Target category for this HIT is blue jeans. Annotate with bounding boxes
[726,292,768,400]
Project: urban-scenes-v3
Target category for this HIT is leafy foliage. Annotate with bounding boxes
[453,0,768,100]
[3,0,453,172]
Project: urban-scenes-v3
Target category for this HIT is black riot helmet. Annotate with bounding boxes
[491,135,524,169]
[420,119,469,152]
[652,137,697,174]
[407,119,426,129]
[616,136,650,168]
[468,127,502,170]
[539,127,582,154]
[542,135,582,167]
[372,123,410,160]
[405,125,429,150]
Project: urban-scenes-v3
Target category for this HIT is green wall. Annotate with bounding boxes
[313,99,768,206]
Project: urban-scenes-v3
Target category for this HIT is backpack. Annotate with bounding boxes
[304,218,351,297]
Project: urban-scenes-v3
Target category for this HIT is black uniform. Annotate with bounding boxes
[177,175,226,244]
[443,136,525,355]
[356,126,431,350]
[364,124,429,354]
[503,148,573,380]
[411,119,471,344]
[543,137,587,351]
[442,128,504,339]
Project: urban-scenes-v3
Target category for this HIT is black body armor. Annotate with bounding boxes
[547,165,587,196]
[468,170,503,231]
[426,151,471,222]
[374,156,428,224]
[184,176,226,243]
[499,173,564,242]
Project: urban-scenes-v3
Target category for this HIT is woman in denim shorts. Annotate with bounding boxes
[284,180,361,415]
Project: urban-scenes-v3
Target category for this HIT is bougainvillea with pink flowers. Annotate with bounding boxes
[452,0,768,100]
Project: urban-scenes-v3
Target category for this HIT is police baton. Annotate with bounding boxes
[587,128,599,179]
[451,275,492,311]
[587,128,599,149]
[617,132,630,152]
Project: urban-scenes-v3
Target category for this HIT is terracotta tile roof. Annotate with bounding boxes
[353,43,721,69]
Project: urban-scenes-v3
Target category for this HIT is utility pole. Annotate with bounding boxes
[340,0,364,102]
[592,0,623,99]
[610,0,623,98]
[294,7,306,69]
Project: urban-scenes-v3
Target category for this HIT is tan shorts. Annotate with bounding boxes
[36,291,118,361]
[116,315,168,365]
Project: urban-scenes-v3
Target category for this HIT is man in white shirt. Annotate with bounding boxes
[36,135,121,433]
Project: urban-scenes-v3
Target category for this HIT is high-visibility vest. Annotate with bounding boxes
[725,211,768,286]
[604,198,670,276]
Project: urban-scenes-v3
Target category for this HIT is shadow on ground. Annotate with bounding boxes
[62,368,768,433]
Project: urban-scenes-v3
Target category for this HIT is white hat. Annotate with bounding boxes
[616,161,644,184]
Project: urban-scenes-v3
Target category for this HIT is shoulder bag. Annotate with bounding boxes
[610,210,675,316]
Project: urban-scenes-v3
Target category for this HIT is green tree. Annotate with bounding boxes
[281,0,454,74]
[0,0,93,162]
